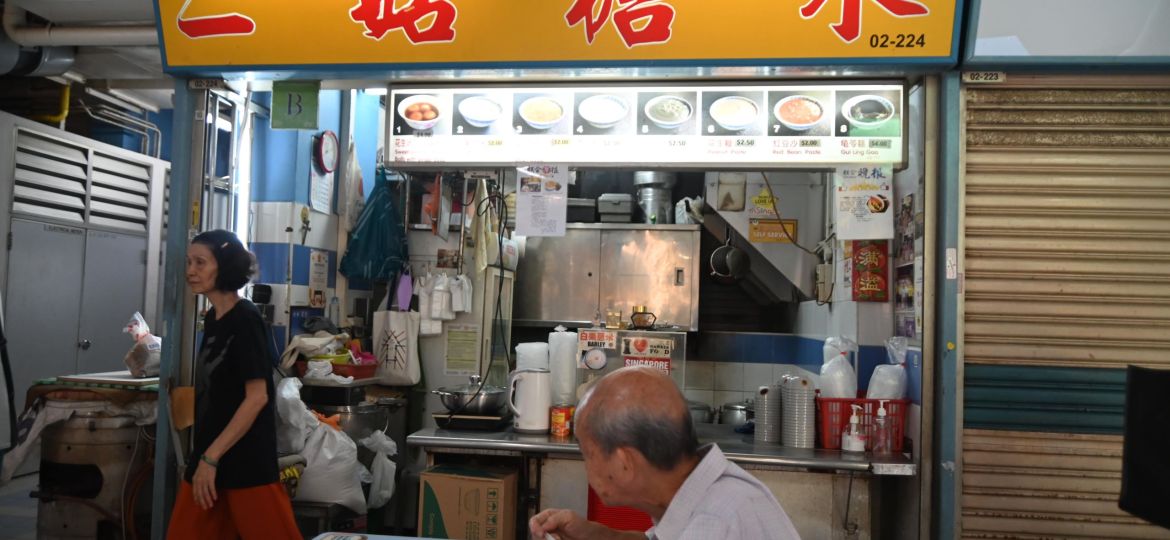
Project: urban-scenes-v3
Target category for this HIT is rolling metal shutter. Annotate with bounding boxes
[961,75,1170,539]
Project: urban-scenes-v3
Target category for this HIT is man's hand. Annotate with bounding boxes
[530,509,643,540]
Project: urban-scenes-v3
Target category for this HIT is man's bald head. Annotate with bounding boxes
[576,366,699,471]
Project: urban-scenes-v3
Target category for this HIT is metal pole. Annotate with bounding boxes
[151,81,204,540]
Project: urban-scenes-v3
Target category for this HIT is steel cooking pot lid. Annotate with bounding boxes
[440,381,507,394]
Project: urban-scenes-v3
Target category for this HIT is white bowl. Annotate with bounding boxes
[841,94,895,131]
[578,94,629,129]
[457,96,502,128]
[644,95,693,129]
[773,95,825,131]
[519,96,565,130]
[397,94,442,131]
[709,96,759,132]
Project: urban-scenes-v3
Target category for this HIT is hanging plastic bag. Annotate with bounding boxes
[869,337,909,400]
[275,378,320,454]
[430,274,456,321]
[340,166,408,282]
[819,337,858,399]
[342,137,366,232]
[122,312,162,378]
[359,430,399,510]
[373,310,421,385]
[416,274,442,336]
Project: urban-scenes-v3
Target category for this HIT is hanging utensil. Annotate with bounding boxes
[710,228,750,281]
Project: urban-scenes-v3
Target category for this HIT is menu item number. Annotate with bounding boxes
[398,95,442,131]
[869,33,926,48]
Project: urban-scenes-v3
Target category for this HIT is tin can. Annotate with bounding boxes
[551,404,574,438]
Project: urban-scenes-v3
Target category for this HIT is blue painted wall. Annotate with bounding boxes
[251,90,343,204]
[354,91,382,198]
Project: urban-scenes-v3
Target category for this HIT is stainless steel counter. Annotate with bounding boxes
[408,423,916,476]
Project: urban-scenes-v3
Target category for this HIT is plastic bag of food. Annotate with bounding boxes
[122,312,161,378]
[868,337,908,400]
[359,430,399,510]
[295,422,366,514]
[819,337,857,399]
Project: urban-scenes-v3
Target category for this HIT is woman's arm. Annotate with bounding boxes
[204,378,268,462]
[191,378,268,509]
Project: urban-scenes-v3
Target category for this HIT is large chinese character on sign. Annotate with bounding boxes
[350,0,458,44]
[851,240,889,302]
[564,0,676,48]
[176,0,255,39]
[799,0,928,43]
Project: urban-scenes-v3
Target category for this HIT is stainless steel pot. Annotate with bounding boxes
[432,375,509,415]
[719,402,751,427]
[710,233,750,281]
[687,400,714,424]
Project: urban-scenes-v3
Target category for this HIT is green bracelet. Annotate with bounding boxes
[200,454,219,468]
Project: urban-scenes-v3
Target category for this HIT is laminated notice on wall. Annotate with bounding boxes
[515,165,568,237]
[835,165,894,240]
[309,249,328,308]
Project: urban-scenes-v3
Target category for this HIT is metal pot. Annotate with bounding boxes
[719,402,751,427]
[710,234,750,281]
[687,400,714,424]
[633,171,677,189]
[432,375,509,415]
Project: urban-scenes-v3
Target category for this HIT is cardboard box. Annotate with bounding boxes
[418,465,517,540]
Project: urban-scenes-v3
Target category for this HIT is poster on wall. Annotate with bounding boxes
[515,164,569,237]
[835,165,894,240]
[851,240,889,302]
[308,249,328,308]
[445,324,479,375]
[310,164,333,214]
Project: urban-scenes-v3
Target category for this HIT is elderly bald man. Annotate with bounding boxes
[530,366,800,540]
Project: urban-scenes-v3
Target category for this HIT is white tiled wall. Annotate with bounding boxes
[684,361,820,410]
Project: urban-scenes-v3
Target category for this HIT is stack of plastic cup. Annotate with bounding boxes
[781,375,816,449]
[753,384,782,444]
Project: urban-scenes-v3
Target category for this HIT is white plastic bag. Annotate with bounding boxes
[275,378,319,454]
[304,360,354,385]
[819,337,858,399]
[122,312,161,378]
[373,310,421,385]
[295,423,366,514]
[869,337,908,400]
[359,430,399,510]
[430,274,456,321]
[450,275,472,313]
[416,275,442,336]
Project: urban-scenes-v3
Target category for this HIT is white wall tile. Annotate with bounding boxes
[684,389,714,407]
[714,362,744,391]
[743,363,775,391]
[713,390,746,408]
[685,361,715,391]
[858,301,894,346]
[795,301,830,339]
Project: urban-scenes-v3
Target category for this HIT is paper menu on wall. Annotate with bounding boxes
[835,165,894,240]
[514,165,568,237]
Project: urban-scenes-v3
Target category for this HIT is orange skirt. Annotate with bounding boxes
[167,480,300,539]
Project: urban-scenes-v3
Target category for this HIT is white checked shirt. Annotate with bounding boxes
[646,444,801,540]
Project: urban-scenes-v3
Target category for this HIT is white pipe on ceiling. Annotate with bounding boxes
[2,3,157,47]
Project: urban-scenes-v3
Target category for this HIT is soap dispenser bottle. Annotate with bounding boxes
[872,400,893,455]
[841,404,867,453]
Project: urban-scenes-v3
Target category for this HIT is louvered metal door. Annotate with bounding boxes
[960,75,1170,539]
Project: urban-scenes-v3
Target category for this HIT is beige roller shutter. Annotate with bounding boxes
[963,75,1170,370]
[960,75,1170,539]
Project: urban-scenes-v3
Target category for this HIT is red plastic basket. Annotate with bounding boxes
[817,397,908,452]
[587,487,653,532]
[293,360,377,380]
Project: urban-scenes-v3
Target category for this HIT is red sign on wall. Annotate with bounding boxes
[851,239,889,302]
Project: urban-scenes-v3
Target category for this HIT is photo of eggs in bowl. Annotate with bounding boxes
[773,95,825,131]
[397,95,442,131]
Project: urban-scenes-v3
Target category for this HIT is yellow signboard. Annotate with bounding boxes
[749,219,799,244]
[155,0,958,70]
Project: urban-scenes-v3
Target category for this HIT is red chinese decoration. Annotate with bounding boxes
[350,0,458,44]
[799,0,928,43]
[851,240,889,302]
[176,0,255,39]
[565,0,676,48]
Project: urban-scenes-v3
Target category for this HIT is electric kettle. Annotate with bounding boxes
[508,368,551,433]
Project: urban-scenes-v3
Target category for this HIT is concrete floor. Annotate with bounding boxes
[0,473,38,540]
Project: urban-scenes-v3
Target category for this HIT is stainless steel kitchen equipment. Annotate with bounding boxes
[431,375,509,415]
[637,186,673,224]
[597,193,633,223]
[514,224,701,330]
[719,402,751,427]
[687,400,714,424]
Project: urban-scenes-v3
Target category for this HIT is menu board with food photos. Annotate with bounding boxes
[387,83,904,168]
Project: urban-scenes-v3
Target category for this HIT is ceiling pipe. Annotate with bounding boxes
[3,3,157,47]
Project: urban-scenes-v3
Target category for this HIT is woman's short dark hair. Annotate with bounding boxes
[191,229,256,291]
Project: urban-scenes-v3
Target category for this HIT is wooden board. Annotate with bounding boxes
[57,370,159,387]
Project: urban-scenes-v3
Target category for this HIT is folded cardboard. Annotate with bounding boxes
[418,465,517,540]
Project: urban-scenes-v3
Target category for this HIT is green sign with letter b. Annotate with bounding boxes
[272,81,319,130]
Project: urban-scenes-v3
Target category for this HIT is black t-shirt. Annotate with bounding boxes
[185,299,279,489]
